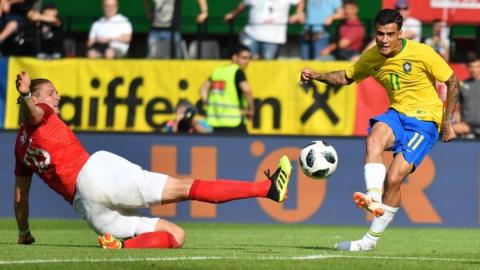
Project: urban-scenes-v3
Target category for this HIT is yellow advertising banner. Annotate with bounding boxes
[5,57,356,135]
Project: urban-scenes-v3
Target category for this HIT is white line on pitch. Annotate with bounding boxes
[0,254,479,265]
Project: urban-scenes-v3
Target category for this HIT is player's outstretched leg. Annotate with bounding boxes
[265,155,292,202]
[352,191,384,217]
[188,155,292,203]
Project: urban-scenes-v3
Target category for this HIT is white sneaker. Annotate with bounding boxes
[335,239,376,251]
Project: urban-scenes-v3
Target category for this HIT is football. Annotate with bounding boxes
[299,140,338,179]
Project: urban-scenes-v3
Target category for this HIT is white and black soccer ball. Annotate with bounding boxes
[299,140,338,179]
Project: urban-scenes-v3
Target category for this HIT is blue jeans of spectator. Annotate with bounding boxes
[300,32,330,60]
[240,32,279,60]
[147,29,182,58]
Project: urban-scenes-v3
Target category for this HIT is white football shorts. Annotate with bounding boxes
[73,150,168,238]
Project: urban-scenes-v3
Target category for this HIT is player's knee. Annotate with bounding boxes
[385,172,403,191]
[170,226,185,248]
[365,136,384,156]
[105,48,116,59]
[87,49,99,58]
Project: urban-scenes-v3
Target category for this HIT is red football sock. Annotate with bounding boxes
[188,179,271,203]
[123,231,179,249]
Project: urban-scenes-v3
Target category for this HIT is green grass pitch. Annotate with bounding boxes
[0,219,479,270]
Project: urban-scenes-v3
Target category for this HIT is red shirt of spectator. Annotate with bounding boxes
[340,17,365,52]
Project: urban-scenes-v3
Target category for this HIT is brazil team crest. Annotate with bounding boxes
[403,60,412,73]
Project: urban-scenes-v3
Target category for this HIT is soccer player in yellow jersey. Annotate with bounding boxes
[300,9,459,251]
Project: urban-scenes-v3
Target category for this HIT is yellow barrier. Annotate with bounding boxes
[6,57,356,135]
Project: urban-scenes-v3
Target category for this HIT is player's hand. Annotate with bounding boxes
[300,68,317,84]
[440,122,456,142]
[224,12,235,22]
[288,12,304,24]
[15,71,31,95]
[18,233,35,245]
[196,11,208,23]
[99,37,112,44]
[245,109,254,120]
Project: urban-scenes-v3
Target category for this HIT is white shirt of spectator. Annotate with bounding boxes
[244,0,300,44]
[88,14,133,54]
[402,17,422,42]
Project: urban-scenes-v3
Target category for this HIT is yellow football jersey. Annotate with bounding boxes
[346,39,453,126]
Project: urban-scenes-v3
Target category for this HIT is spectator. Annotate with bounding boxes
[318,0,364,61]
[224,0,304,60]
[199,46,254,134]
[0,0,39,53]
[424,19,450,62]
[395,0,421,42]
[87,0,132,59]
[300,0,343,60]
[143,0,208,59]
[159,100,212,133]
[452,57,480,138]
[36,2,63,59]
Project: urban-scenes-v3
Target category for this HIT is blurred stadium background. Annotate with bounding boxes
[34,0,480,60]
[0,0,479,268]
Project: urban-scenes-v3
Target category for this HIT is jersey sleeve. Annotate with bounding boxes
[423,46,453,83]
[235,69,247,85]
[36,103,54,120]
[345,53,370,82]
[21,103,53,128]
[88,21,99,40]
[122,17,133,34]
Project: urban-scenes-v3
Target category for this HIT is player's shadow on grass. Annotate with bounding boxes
[228,243,334,251]
[32,243,97,248]
[296,245,335,251]
[0,241,96,248]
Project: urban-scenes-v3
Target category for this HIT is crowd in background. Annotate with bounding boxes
[0,0,466,61]
[1,0,479,138]
[0,0,63,58]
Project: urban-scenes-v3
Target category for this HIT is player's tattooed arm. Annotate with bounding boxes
[300,68,353,85]
[441,73,460,142]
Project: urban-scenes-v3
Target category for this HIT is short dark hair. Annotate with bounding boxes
[42,2,57,11]
[343,0,357,6]
[466,53,479,65]
[375,9,403,30]
[232,45,250,56]
[175,99,193,111]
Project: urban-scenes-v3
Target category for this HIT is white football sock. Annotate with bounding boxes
[364,163,386,203]
[364,204,399,243]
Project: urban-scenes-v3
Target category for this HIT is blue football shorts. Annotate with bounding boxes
[369,108,439,170]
